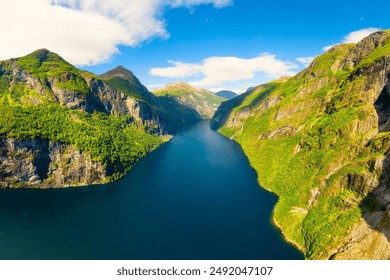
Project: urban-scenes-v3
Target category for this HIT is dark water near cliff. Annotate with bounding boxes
[0,121,302,259]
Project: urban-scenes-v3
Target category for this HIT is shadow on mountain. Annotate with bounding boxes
[358,72,390,243]
[210,90,250,130]
[154,96,203,133]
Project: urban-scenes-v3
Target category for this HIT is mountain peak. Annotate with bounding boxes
[99,66,153,103]
[166,81,196,90]
[24,49,66,63]
[156,82,211,94]
[100,65,136,81]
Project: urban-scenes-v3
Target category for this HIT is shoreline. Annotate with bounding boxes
[270,207,305,256]
[215,127,306,258]
[257,180,305,257]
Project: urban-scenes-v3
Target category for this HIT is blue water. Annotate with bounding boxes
[0,121,302,259]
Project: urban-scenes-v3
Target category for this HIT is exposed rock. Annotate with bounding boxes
[259,126,298,140]
[0,136,107,188]
[344,31,390,68]
[330,212,390,260]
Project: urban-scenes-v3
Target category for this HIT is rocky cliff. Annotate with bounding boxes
[211,30,390,259]
[0,136,106,188]
[0,49,166,188]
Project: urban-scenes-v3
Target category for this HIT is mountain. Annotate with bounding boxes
[153,82,226,119]
[211,30,390,259]
[215,90,238,100]
[100,68,203,130]
[0,49,168,188]
[100,66,155,103]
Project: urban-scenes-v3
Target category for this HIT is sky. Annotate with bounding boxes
[0,0,390,93]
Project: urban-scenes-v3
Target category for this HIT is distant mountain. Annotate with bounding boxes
[0,49,167,188]
[211,30,390,260]
[214,90,238,100]
[153,82,226,119]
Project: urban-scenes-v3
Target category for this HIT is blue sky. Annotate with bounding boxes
[1,0,390,93]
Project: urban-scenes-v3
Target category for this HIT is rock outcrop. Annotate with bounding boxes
[0,136,107,188]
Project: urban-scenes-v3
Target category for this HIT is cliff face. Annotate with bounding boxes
[0,49,166,188]
[211,31,390,259]
[85,76,168,134]
[0,136,107,188]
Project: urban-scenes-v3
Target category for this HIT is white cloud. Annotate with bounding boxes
[149,54,297,87]
[342,28,380,43]
[169,0,232,8]
[322,27,380,52]
[150,61,202,78]
[322,45,334,52]
[0,0,232,65]
[295,57,315,67]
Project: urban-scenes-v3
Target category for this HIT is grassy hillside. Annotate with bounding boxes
[0,49,163,184]
[100,66,154,104]
[212,31,390,259]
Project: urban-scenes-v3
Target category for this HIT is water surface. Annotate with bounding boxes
[0,121,302,259]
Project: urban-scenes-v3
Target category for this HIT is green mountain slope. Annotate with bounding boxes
[0,49,167,188]
[153,82,226,119]
[211,30,390,259]
[100,66,156,104]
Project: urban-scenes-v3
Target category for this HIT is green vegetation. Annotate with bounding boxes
[213,31,390,259]
[0,101,161,180]
[0,50,164,183]
[100,66,153,104]
[106,76,149,102]
[16,49,90,95]
[233,82,279,112]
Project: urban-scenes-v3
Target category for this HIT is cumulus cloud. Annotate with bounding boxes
[322,45,334,52]
[0,0,232,65]
[151,61,202,78]
[295,57,315,67]
[150,54,297,87]
[322,27,380,52]
[342,27,380,43]
[169,0,232,8]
